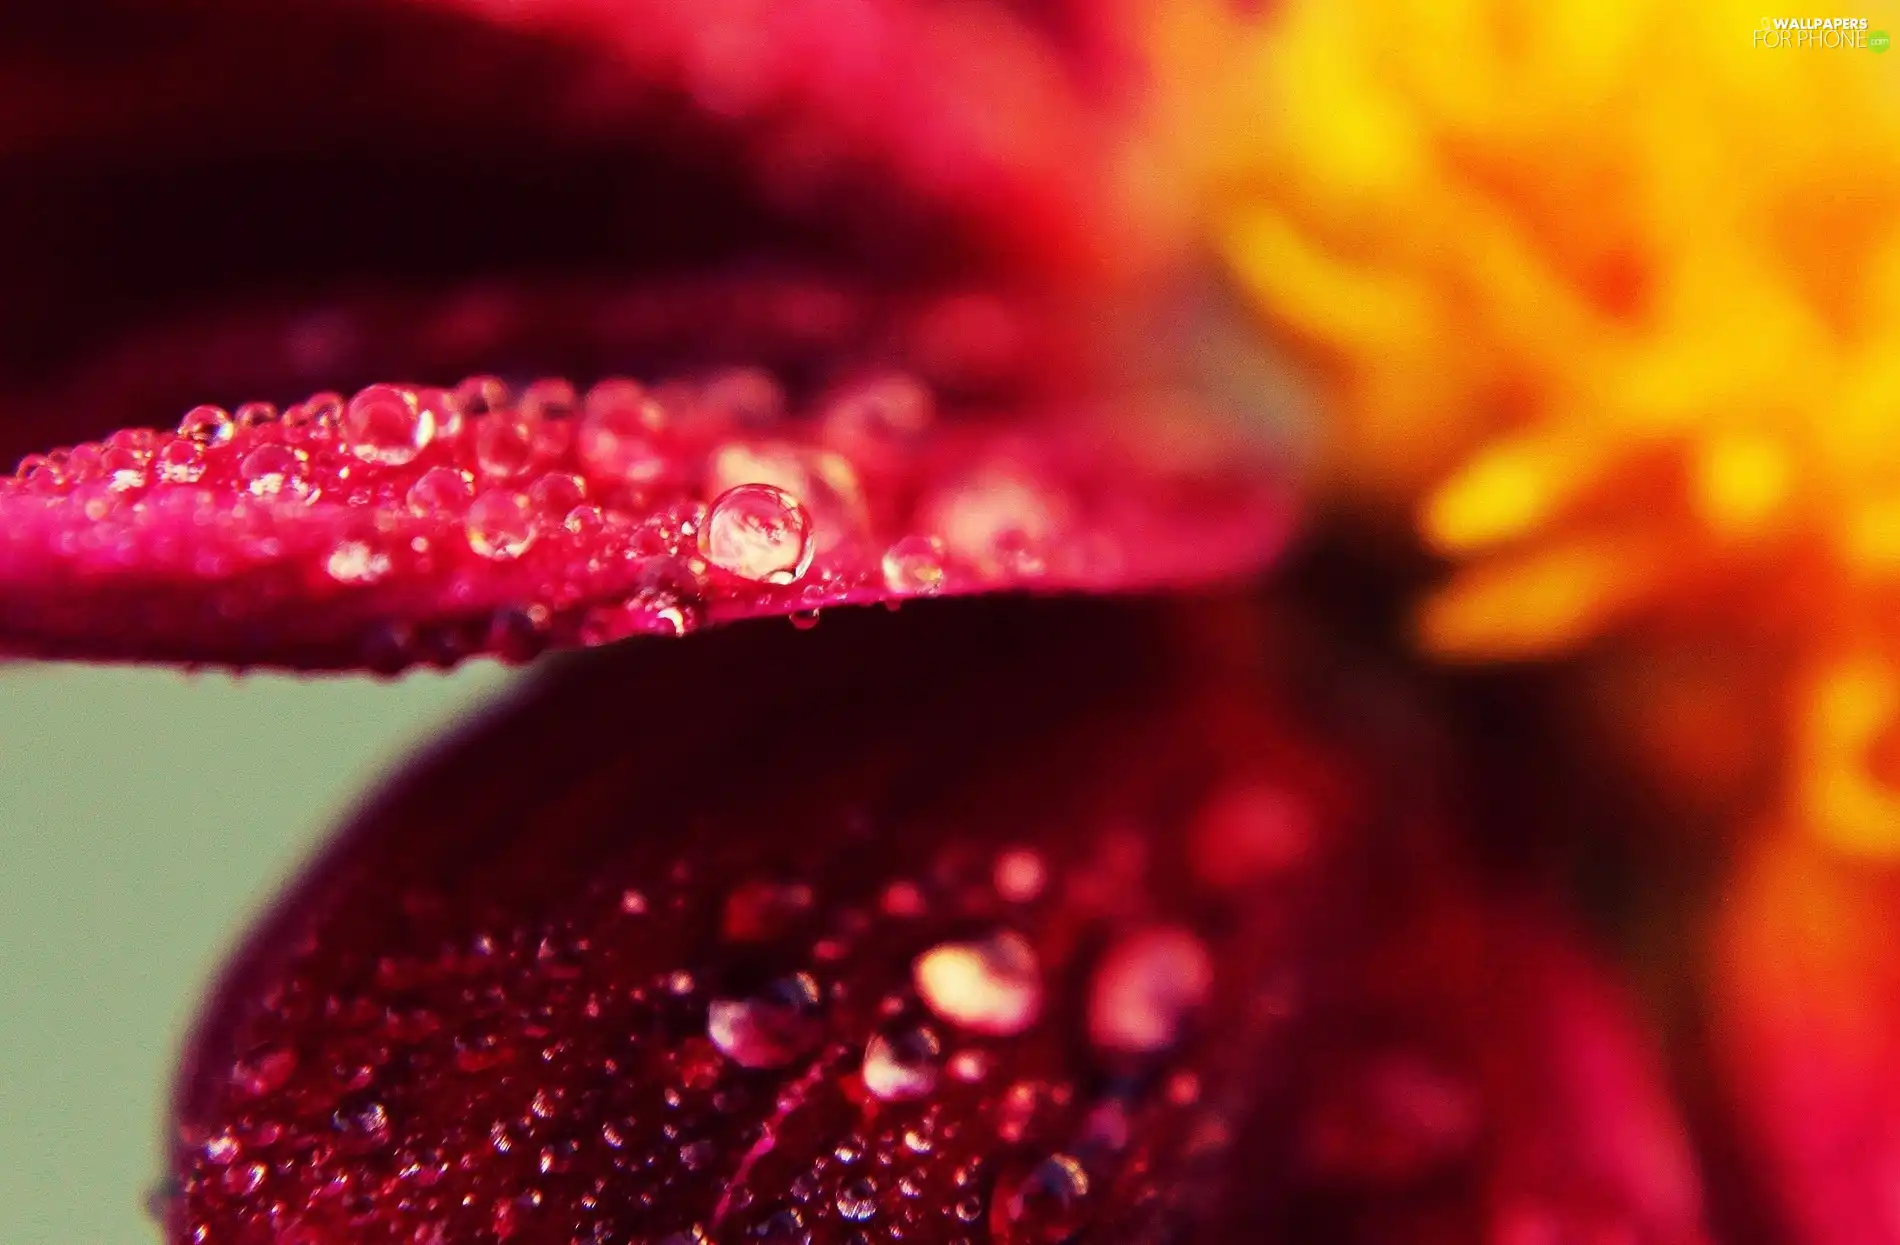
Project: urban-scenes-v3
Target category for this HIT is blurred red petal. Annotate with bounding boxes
[1263,846,1711,1244]
[164,597,1349,1243]
[1716,831,1900,1245]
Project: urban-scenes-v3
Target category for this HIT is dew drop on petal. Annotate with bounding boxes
[821,373,933,448]
[881,535,947,596]
[700,367,785,428]
[155,438,206,484]
[835,1177,879,1222]
[178,404,235,446]
[993,848,1047,903]
[577,380,666,483]
[526,471,587,520]
[914,932,1042,1036]
[239,445,308,500]
[234,401,278,431]
[992,1153,1092,1245]
[706,973,824,1069]
[466,490,536,561]
[862,1023,943,1102]
[699,484,813,584]
[407,466,475,516]
[343,384,436,465]
[1086,926,1214,1056]
[326,540,392,585]
[474,411,540,480]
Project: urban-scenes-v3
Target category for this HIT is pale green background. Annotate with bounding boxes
[0,663,514,1245]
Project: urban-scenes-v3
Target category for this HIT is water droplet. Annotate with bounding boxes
[343,384,435,465]
[407,465,475,515]
[326,540,392,585]
[230,1044,297,1096]
[881,534,947,595]
[239,444,309,500]
[993,848,1047,903]
[949,1049,991,1082]
[474,411,540,480]
[466,490,536,560]
[822,374,933,447]
[862,1023,943,1102]
[925,473,1059,578]
[992,1154,1092,1244]
[577,380,666,483]
[179,404,235,446]
[788,609,822,631]
[699,484,813,584]
[914,932,1042,1036]
[1087,926,1214,1056]
[834,1138,865,1165]
[835,1177,879,1222]
[527,471,587,520]
[707,973,824,1069]
[454,375,512,417]
[701,367,785,428]
[155,438,205,483]
[102,445,147,491]
[752,1208,809,1244]
[234,401,279,430]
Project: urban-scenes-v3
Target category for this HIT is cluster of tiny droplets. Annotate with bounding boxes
[0,368,1147,668]
[169,744,1335,1245]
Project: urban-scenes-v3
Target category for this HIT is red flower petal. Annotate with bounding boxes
[1256,823,1711,1244]
[0,313,1288,669]
[1716,832,1900,1245]
[164,597,1350,1243]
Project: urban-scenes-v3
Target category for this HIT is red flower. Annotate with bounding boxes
[3,3,1710,1242]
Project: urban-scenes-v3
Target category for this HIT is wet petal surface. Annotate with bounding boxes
[0,348,1287,669]
[165,597,1348,1243]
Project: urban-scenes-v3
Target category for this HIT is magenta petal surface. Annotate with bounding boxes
[0,362,1287,670]
[166,597,1349,1243]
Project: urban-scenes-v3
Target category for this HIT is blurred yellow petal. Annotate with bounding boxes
[1419,539,1661,659]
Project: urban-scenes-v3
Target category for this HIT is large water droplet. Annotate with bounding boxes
[1087,926,1213,1056]
[699,484,814,584]
[862,1023,942,1101]
[407,466,475,516]
[326,540,392,585]
[707,973,824,1069]
[914,932,1042,1036]
[835,1177,879,1222]
[577,380,666,483]
[239,445,309,500]
[822,374,933,448]
[881,535,947,596]
[178,405,235,446]
[466,490,535,560]
[992,1154,1092,1244]
[474,411,540,480]
[700,367,785,428]
[343,384,436,465]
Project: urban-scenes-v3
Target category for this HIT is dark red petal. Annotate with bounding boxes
[165,596,1350,1243]
[0,338,1287,669]
[1260,847,1711,1244]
